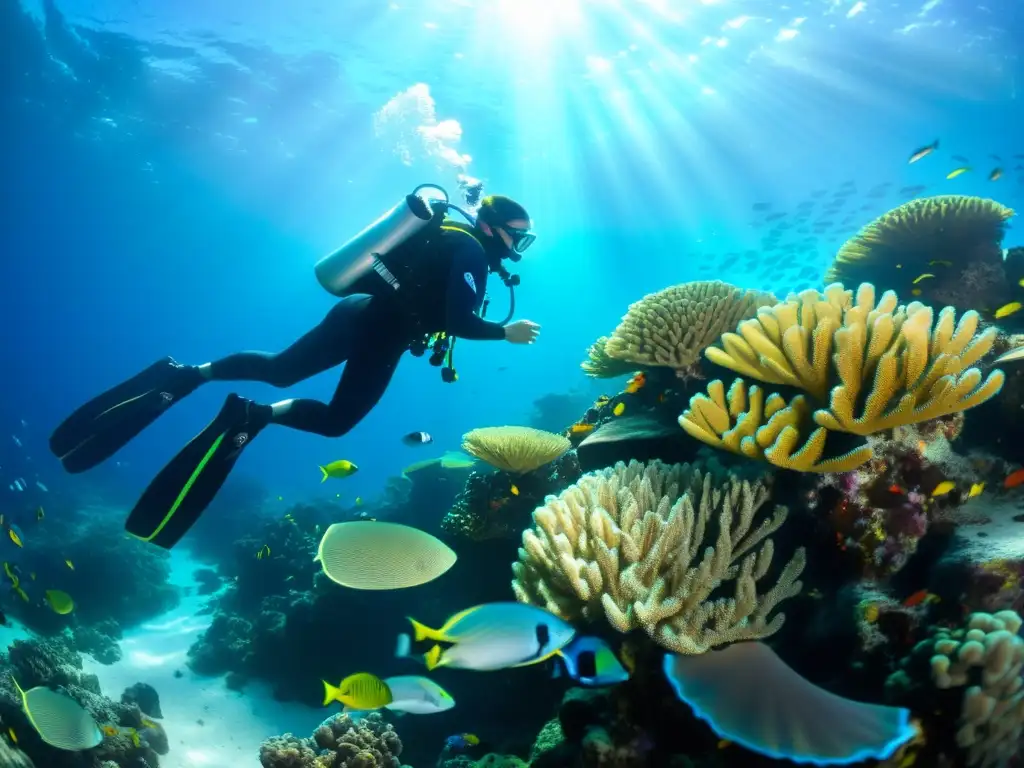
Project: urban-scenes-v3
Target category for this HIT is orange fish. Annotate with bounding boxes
[624,372,647,394]
[1005,469,1024,489]
[888,484,905,494]
[903,590,939,608]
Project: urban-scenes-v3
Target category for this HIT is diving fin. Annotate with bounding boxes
[125,393,271,549]
[50,357,203,473]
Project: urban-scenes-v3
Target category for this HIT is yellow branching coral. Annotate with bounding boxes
[680,282,1005,473]
[603,281,775,377]
[461,426,571,474]
[511,459,805,655]
[580,336,638,379]
[825,195,1015,290]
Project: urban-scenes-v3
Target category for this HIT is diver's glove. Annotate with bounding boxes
[504,319,541,345]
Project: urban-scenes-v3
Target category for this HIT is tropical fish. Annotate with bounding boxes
[624,372,647,394]
[45,590,74,615]
[7,727,15,744]
[510,484,519,496]
[13,586,28,603]
[968,483,985,499]
[256,544,271,560]
[35,507,44,522]
[928,260,953,267]
[930,481,956,497]
[912,273,934,284]
[13,679,102,750]
[911,289,922,297]
[355,497,363,506]
[593,396,611,408]
[379,675,455,715]
[321,673,392,710]
[402,432,433,446]
[555,636,630,687]
[989,168,1003,181]
[65,560,74,571]
[100,724,140,747]
[319,460,359,481]
[569,423,595,436]
[612,403,626,417]
[316,521,456,590]
[946,167,970,179]
[862,603,880,623]
[995,302,1022,319]
[396,602,576,671]
[993,346,1024,365]
[903,590,939,608]
[8,529,22,548]
[446,733,480,750]
[1004,468,1024,489]
[907,140,938,164]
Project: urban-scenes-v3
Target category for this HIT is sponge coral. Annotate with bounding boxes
[825,195,1015,294]
[929,611,1024,768]
[680,282,1005,472]
[461,426,571,474]
[511,459,805,655]
[602,281,775,379]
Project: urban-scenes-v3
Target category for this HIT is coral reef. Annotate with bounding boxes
[0,635,168,767]
[825,195,1015,309]
[441,453,581,542]
[602,281,775,381]
[887,610,1024,767]
[680,282,1004,472]
[511,459,805,654]
[461,427,571,474]
[259,712,407,768]
[70,622,123,665]
[581,336,638,379]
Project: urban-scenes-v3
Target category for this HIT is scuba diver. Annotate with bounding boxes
[49,186,539,549]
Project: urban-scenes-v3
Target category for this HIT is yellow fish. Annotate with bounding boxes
[968,482,985,498]
[8,529,22,548]
[321,673,392,710]
[7,727,15,744]
[44,589,74,615]
[928,260,953,267]
[931,481,956,498]
[14,586,28,603]
[995,302,1022,319]
[65,560,74,571]
[1019,278,1024,288]
[256,544,271,560]
[319,460,359,482]
[911,289,922,296]
[912,273,934,284]
[612,403,625,417]
[355,497,363,506]
[946,166,970,179]
[510,484,519,496]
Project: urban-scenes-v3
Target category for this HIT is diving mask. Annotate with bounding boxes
[502,223,536,260]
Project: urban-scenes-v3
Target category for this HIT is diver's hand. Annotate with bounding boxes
[504,320,541,345]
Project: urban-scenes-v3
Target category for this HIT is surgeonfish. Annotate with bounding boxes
[44,589,74,615]
[446,733,480,750]
[319,459,359,481]
[380,675,455,715]
[402,431,434,446]
[555,636,630,687]
[321,673,392,710]
[396,602,576,671]
[662,642,916,764]
[316,521,456,590]
[13,678,103,751]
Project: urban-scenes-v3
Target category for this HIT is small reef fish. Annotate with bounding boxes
[64,560,74,571]
[903,590,940,608]
[256,545,271,560]
[13,587,27,603]
[907,140,938,164]
[555,636,630,687]
[396,602,576,671]
[100,724,141,747]
[946,166,970,179]
[624,372,647,394]
[993,346,1024,365]
[928,260,953,267]
[321,673,392,710]
[14,679,103,750]
[862,603,880,623]
[569,423,595,436]
[402,432,433,446]
[6,727,14,744]
[7,529,22,548]
[319,460,359,481]
[989,168,1002,181]
[379,675,455,715]
[355,497,363,506]
[912,273,934,284]
[45,590,74,615]
[35,507,43,522]
[995,302,1022,319]
[1003,468,1024,489]
[930,481,956,498]
[911,289,922,296]
[612,403,626,417]
[445,733,479,750]
[510,484,519,496]
[968,482,985,498]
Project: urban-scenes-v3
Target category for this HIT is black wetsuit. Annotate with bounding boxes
[206,224,506,437]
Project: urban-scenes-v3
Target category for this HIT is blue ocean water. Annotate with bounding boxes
[1,1,1024,765]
